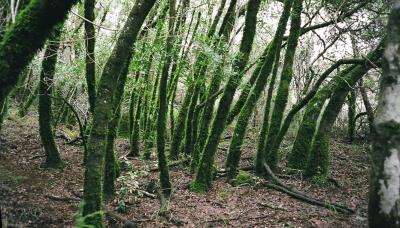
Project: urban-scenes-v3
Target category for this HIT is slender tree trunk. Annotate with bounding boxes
[347,89,356,142]
[359,79,374,134]
[38,24,64,169]
[191,0,261,192]
[82,1,156,226]
[156,0,175,198]
[262,0,303,172]
[369,3,400,226]
[226,0,296,179]
[84,0,96,114]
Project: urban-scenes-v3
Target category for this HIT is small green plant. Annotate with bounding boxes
[115,170,146,212]
[310,171,327,186]
[232,170,259,186]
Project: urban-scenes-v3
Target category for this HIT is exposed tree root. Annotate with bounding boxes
[263,162,354,214]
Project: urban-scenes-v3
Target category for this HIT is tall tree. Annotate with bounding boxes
[84,0,96,114]
[191,0,262,192]
[369,2,400,226]
[39,24,64,169]
[156,0,175,198]
[225,0,297,179]
[82,0,156,226]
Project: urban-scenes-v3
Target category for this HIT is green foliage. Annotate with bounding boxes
[232,170,259,186]
[115,171,144,213]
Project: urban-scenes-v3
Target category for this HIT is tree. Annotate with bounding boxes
[84,0,96,114]
[191,0,262,192]
[156,0,175,199]
[0,0,79,132]
[225,0,297,179]
[82,0,156,226]
[369,2,400,226]
[38,24,64,169]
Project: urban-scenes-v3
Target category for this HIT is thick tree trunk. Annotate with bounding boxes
[82,1,156,226]
[38,24,63,169]
[369,3,400,226]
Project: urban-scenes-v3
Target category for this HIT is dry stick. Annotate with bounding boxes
[262,162,354,214]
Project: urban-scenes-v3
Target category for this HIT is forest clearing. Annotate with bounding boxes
[0,0,399,227]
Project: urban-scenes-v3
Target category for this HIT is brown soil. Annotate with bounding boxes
[0,114,369,227]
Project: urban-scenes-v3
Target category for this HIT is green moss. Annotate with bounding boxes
[193,0,263,191]
[304,131,330,179]
[0,0,78,111]
[232,170,258,186]
[83,1,157,225]
[226,0,293,180]
[261,0,303,173]
[189,180,209,193]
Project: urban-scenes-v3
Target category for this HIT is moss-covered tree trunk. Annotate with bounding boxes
[156,0,175,198]
[0,0,78,132]
[262,0,303,172]
[191,0,261,192]
[369,3,400,225]
[225,0,295,179]
[287,64,357,170]
[82,1,156,226]
[84,0,96,114]
[191,0,238,171]
[226,45,271,126]
[38,24,64,169]
[103,62,130,197]
[169,0,235,161]
[305,40,384,180]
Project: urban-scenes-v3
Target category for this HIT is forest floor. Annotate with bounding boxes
[0,113,370,227]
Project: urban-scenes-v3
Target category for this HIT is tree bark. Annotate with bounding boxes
[369,3,400,226]
[82,1,156,226]
[39,24,64,169]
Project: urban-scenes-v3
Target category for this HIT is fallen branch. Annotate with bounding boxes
[263,162,354,214]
